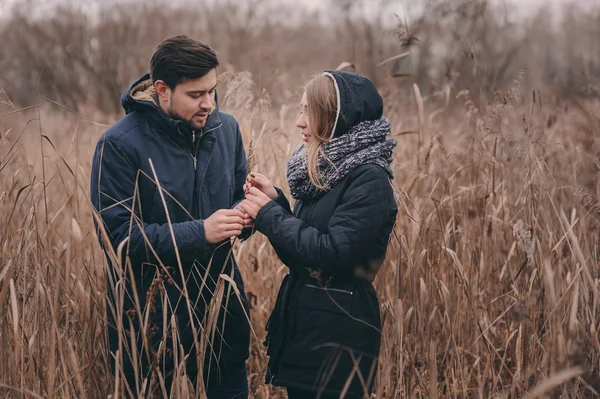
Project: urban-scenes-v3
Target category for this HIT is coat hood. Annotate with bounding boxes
[119,73,221,136]
[322,70,384,139]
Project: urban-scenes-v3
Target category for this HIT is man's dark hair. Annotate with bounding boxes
[150,35,219,89]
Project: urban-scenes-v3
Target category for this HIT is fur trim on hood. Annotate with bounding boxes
[130,77,158,106]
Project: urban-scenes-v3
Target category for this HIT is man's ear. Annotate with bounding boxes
[154,80,171,101]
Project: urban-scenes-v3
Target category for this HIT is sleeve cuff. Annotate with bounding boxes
[254,200,280,232]
[187,219,208,261]
[273,187,292,213]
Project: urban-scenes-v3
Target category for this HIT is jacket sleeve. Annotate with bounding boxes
[90,137,209,266]
[273,187,292,214]
[254,166,396,274]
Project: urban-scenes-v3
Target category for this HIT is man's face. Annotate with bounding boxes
[157,68,217,131]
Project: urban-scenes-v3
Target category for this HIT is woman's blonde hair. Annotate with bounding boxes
[304,74,338,190]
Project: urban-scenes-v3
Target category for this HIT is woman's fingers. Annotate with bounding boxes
[248,186,262,196]
[248,172,265,180]
[247,173,278,199]
[247,173,269,188]
[222,215,245,225]
[238,200,259,217]
[249,186,270,200]
[245,188,270,208]
[245,192,261,203]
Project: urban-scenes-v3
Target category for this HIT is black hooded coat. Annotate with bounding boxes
[256,70,398,398]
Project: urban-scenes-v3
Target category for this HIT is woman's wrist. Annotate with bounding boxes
[267,186,278,200]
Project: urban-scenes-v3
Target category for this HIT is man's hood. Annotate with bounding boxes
[121,73,160,115]
[119,73,221,135]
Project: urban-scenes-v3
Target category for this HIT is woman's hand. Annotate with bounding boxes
[245,173,278,200]
[233,202,254,229]
[240,187,272,219]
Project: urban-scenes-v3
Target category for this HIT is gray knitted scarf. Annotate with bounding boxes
[286,117,396,201]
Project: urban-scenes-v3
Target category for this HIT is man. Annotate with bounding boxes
[90,35,252,398]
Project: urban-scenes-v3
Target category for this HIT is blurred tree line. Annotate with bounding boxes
[1,0,599,114]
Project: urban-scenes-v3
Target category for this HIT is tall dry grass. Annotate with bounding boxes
[3,67,600,398]
[2,0,600,397]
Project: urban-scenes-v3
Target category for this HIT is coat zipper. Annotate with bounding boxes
[189,122,222,216]
[191,129,198,170]
[189,122,222,171]
[304,284,354,295]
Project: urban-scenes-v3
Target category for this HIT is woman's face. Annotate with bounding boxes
[295,92,313,144]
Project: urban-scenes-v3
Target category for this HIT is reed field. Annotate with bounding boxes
[1,0,600,397]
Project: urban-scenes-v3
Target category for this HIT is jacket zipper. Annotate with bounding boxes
[189,122,222,170]
[191,129,199,170]
[189,122,223,217]
[304,284,354,295]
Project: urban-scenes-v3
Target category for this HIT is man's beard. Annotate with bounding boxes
[167,104,207,131]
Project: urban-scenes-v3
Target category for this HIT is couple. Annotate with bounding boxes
[90,35,397,399]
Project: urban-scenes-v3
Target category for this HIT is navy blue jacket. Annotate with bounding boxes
[90,74,251,378]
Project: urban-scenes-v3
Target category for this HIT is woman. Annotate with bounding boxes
[240,70,397,399]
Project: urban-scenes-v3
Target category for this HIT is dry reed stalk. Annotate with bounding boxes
[413,83,425,171]
[376,51,411,68]
[523,367,584,398]
[247,140,256,175]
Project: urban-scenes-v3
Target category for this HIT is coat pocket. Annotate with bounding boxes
[281,283,356,370]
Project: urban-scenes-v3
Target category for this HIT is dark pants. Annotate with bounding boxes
[112,354,247,398]
[108,321,248,398]
[287,387,341,399]
[206,362,248,399]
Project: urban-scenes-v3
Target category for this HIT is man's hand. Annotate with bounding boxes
[204,209,246,243]
[240,187,272,219]
[245,173,278,200]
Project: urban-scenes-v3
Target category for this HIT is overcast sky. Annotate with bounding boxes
[1,0,597,22]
